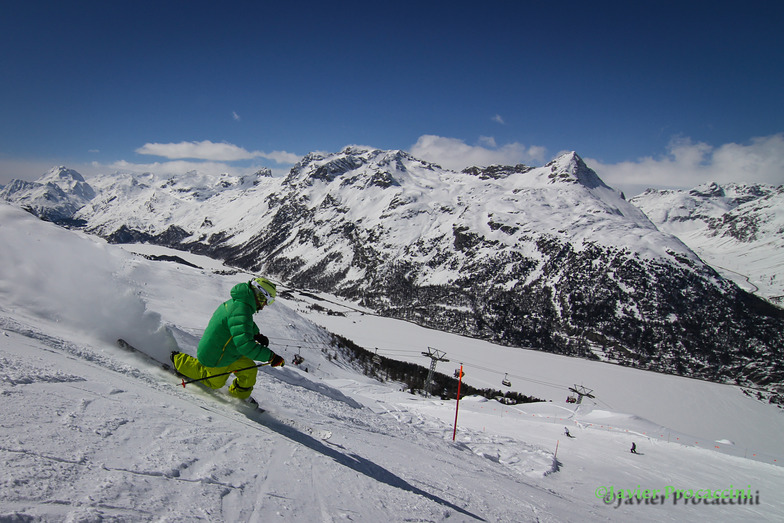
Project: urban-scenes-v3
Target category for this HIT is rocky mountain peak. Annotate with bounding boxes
[544,152,609,189]
[689,181,725,198]
[41,166,87,183]
[0,166,95,222]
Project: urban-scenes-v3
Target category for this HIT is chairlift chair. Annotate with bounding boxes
[502,373,511,387]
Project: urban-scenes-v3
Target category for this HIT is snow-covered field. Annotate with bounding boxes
[2,202,783,522]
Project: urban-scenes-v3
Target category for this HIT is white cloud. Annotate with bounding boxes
[136,140,255,161]
[261,150,301,164]
[409,135,547,171]
[492,114,505,125]
[0,140,301,185]
[232,111,241,121]
[585,133,784,195]
[135,140,300,165]
[478,136,497,148]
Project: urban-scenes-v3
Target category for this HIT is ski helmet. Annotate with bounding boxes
[250,276,276,306]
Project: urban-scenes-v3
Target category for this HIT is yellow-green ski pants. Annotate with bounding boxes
[172,353,257,399]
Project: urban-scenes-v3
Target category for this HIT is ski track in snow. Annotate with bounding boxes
[0,323,533,522]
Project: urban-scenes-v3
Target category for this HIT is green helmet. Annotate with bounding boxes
[250,277,277,306]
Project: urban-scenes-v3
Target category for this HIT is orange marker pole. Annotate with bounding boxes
[452,364,464,441]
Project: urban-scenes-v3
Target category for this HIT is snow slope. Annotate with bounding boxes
[1,202,783,522]
[630,182,784,304]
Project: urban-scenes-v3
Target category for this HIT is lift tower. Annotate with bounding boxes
[421,347,449,397]
[568,384,595,405]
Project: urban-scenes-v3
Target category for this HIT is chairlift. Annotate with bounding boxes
[502,373,511,387]
[292,347,305,366]
[568,385,595,405]
[372,348,381,365]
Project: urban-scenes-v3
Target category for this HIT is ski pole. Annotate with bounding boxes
[180,361,272,388]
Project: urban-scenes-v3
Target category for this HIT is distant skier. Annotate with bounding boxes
[171,277,285,402]
[630,442,638,454]
[564,427,574,438]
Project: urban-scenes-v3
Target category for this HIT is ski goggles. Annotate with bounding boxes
[250,280,275,305]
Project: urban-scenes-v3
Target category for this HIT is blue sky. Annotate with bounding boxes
[1,1,782,195]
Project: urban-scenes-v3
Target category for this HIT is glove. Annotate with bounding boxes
[254,333,270,347]
[268,352,285,368]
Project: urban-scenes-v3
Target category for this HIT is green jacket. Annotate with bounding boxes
[197,282,273,367]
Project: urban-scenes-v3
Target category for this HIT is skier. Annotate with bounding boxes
[564,427,573,438]
[630,442,638,454]
[171,277,285,402]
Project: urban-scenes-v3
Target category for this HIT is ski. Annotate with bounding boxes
[117,338,178,376]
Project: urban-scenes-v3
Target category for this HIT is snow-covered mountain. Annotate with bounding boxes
[630,182,784,305]
[1,202,783,521]
[3,148,783,399]
[0,166,95,223]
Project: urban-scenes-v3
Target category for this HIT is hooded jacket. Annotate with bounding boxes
[197,282,273,367]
